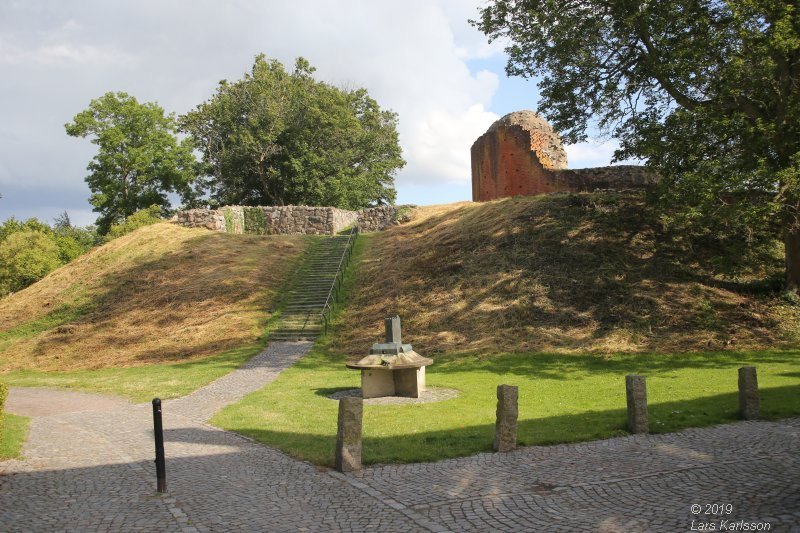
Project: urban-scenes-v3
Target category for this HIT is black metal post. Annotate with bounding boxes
[152,398,167,493]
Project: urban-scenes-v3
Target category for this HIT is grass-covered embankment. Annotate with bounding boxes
[3,343,262,402]
[0,223,309,400]
[336,193,800,354]
[0,223,307,371]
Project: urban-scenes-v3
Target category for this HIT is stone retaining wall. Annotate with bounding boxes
[176,204,418,235]
[175,205,360,235]
[551,166,660,191]
[175,209,226,231]
[357,206,412,232]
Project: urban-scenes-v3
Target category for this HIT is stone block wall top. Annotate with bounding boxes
[175,204,415,235]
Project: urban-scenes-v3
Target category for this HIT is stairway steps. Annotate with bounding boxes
[269,230,357,342]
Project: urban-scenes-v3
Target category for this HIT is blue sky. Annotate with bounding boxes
[0,1,625,227]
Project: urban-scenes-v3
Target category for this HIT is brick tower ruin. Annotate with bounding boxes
[471,110,658,201]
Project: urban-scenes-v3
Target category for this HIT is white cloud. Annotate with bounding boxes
[408,104,498,184]
[565,139,643,168]
[565,140,619,168]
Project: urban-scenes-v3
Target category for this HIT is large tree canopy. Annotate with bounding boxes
[66,92,198,233]
[180,55,405,209]
[475,1,800,291]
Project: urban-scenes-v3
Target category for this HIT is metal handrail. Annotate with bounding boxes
[319,226,358,335]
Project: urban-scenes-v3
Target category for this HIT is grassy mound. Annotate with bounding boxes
[335,192,800,355]
[0,223,306,371]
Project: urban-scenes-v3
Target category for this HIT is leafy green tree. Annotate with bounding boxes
[180,55,404,209]
[0,230,62,295]
[0,218,51,242]
[104,205,163,241]
[474,1,800,292]
[66,92,199,234]
[52,225,99,263]
[0,218,98,293]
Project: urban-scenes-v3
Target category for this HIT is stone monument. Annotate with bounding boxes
[346,316,433,399]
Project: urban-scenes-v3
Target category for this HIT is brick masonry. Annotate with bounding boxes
[471,110,660,201]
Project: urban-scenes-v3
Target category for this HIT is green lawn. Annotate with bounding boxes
[1,343,261,403]
[212,348,800,466]
[1,413,30,459]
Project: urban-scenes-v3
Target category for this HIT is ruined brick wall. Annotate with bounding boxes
[471,111,658,201]
[471,111,569,201]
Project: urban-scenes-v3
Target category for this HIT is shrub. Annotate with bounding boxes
[53,226,100,263]
[223,208,235,233]
[0,230,62,295]
[105,205,163,241]
[243,207,266,235]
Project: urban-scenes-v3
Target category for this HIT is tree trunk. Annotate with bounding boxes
[785,226,800,294]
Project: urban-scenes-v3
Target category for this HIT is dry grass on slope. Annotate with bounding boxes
[335,193,800,355]
[0,223,306,371]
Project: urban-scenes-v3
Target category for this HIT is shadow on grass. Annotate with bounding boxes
[299,347,800,381]
[225,384,800,466]
[431,349,800,379]
[311,386,354,398]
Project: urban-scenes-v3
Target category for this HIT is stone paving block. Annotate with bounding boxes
[738,366,760,420]
[336,396,363,472]
[493,384,518,452]
[625,374,648,434]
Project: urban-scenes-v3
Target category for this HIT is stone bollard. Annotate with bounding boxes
[493,385,519,452]
[335,396,363,472]
[625,375,648,434]
[738,366,760,420]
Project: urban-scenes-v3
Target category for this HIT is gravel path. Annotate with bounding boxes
[2,341,799,531]
[166,341,313,421]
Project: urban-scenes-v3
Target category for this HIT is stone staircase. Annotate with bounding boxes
[269,231,356,341]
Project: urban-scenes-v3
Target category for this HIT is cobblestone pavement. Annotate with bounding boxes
[1,341,798,531]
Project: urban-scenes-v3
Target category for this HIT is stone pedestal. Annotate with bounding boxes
[625,375,648,434]
[335,397,363,472]
[738,366,760,420]
[394,366,426,397]
[493,384,518,452]
[360,366,426,399]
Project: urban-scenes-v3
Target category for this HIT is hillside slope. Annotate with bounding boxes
[334,192,800,354]
[0,223,306,370]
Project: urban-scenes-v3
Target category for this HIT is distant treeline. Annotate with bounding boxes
[0,206,161,297]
